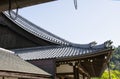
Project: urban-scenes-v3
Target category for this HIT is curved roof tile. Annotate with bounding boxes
[13,41,113,60]
[3,11,70,45]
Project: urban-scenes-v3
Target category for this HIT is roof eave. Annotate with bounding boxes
[0,0,56,12]
[56,48,114,62]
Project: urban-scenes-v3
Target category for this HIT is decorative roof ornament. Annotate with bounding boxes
[89,41,97,47]
[104,40,113,48]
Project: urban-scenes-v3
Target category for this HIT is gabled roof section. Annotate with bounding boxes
[3,11,71,45]
[0,47,50,76]
[13,40,113,60]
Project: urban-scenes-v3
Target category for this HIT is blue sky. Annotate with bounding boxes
[19,0,120,47]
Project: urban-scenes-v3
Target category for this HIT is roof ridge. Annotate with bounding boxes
[71,40,113,49]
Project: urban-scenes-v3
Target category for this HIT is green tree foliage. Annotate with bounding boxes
[101,70,120,79]
[91,70,120,79]
[110,46,120,70]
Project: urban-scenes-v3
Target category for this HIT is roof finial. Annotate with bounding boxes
[89,41,97,47]
[104,40,113,47]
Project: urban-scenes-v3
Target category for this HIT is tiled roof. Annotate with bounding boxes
[13,40,113,60]
[3,11,70,45]
[0,48,50,75]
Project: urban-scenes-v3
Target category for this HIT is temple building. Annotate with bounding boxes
[0,11,114,79]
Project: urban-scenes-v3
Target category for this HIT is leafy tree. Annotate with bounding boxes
[110,46,120,70]
[91,70,120,79]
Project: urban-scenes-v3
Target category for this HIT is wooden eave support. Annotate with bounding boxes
[99,51,113,76]
[73,65,79,79]
[56,49,113,78]
[57,60,90,78]
[90,61,96,76]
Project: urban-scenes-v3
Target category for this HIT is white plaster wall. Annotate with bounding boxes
[57,64,73,73]
[0,77,2,79]
[4,77,17,79]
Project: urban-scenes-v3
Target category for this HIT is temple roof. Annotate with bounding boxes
[13,40,113,60]
[1,11,114,77]
[12,41,113,77]
[3,11,70,45]
[0,48,50,76]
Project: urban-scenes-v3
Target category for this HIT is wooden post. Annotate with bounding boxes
[73,66,77,79]
[76,67,79,79]
[73,66,79,79]
[83,73,85,79]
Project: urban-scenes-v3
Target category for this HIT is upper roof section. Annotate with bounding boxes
[0,47,51,76]
[2,11,114,47]
[0,0,55,12]
[3,11,71,46]
[13,40,113,60]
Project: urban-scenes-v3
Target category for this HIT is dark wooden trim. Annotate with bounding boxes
[56,72,73,75]
[0,70,51,78]
[83,73,85,79]
[79,63,90,77]
[99,51,113,76]
[90,62,96,76]
[73,66,79,79]
[76,67,80,79]
[2,77,4,79]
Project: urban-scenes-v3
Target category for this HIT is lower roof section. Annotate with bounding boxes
[13,41,114,77]
[13,40,113,60]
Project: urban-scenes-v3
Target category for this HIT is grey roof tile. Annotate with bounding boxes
[0,48,50,76]
[2,11,113,61]
[13,41,113,60]
[3,11,70,45]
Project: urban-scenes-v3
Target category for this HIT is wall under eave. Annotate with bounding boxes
[28,59,56,78]
[0,24,38,49]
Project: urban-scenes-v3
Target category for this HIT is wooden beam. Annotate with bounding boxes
[90,62,96,76]
[83,73,85,79]
[56,72,73,75]
[99,51,113,76]
[0,71,51,79]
